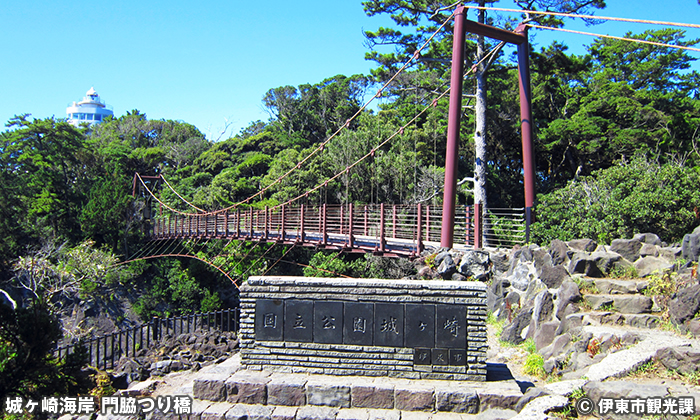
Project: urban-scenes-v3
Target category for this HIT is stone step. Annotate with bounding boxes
[190,368,523,415]
[567,311,661,329]
[144,401,520,420]
[582,294,654,314]
[591,278,649,295]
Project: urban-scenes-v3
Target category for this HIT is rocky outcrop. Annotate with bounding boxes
[482,227,700,387]
[682,226,700,262]
[417,249,493,281]
[111,330,238,388]
[669,284,700,325]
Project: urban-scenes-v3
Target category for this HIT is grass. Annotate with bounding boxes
[643,271,678,298]
[572,275,599,294]
[610,265,639,279]
[523,353,546,377]
[521,338,537,354]
[486,311,507,338]
[519,338,549,379]
[570,387,585,400]
[626,359,700,386]
[598,301,616,312]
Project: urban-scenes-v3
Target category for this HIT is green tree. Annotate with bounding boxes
[1,116,88,256]
[263,75,370,146]
[0,300,88,402]
[79,172,135,254]
[532,156,700,244]
[362,0,606,208]
[538,29,700,186]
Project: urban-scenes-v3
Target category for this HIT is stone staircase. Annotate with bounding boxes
[190,360,522,419]
[567,277,663,330]
[132,354,527,420]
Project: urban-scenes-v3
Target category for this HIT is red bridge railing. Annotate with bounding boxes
[149,204,494,257]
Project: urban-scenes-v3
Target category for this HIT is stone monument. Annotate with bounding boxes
[239,276,488,381]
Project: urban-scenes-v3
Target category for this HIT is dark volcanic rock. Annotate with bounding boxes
[567,239,597,252]
[539,265,569,289]
[500,306,533,345]
[532,290,554,328]
[682,227,700,262]
[633,233,662,246]
[655,346,700,375]
[610,238,643,262]
[437,253,457,278]
[458,250,491,280]
[548,239,569,266]
[569,253,604,277]
[669,284,700,325]
[490,251,510,276]
[534,321,560,351]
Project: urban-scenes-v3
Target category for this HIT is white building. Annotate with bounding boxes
[66,87,113,125]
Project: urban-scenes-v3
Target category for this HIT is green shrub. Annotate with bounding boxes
[303,251,363,278]
[524,353,546,377]
[532,156,700,245]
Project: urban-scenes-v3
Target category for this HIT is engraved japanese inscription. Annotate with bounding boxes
[449,349,467,366]
[255,299,284,341]
[344,302,374,345]
[314,301,343,344]
[405,304,436,348]
[432,348,449,365]
[374,303,404,347]
[436,304,467,349]
[253,298,473,369]
[284,300,313,342]
[414,348,432,365]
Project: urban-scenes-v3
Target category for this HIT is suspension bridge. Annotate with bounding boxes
[125,5,698,280]
[143,201,526,258]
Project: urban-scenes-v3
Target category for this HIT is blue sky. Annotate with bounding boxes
[1,1,698,139]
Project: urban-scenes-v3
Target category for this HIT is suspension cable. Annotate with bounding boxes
[528,24,700,53]
[274,42,502,209]
[238,242,279,280]
[226,240,266,277]
[469,6,700,29]
[131,9,458,218]
[113,254,236,286]
[261,244,296,276]
[161,174,206,213]
[223,8,458,211]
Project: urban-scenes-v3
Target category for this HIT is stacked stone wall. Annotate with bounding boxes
[239,276,487,380]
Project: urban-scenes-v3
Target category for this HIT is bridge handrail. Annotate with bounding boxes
[148,204,526,255]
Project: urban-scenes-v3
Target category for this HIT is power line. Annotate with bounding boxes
[528,24,700,53]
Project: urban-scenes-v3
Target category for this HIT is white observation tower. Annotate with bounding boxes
[66,87,113,125]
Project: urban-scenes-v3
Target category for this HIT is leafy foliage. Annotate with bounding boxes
[538,30,700,189]
[303,251,365,278]
[0,300,89,401]
[532,156,700,244]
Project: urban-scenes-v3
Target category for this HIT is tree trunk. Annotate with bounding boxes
[473,4,488,211]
